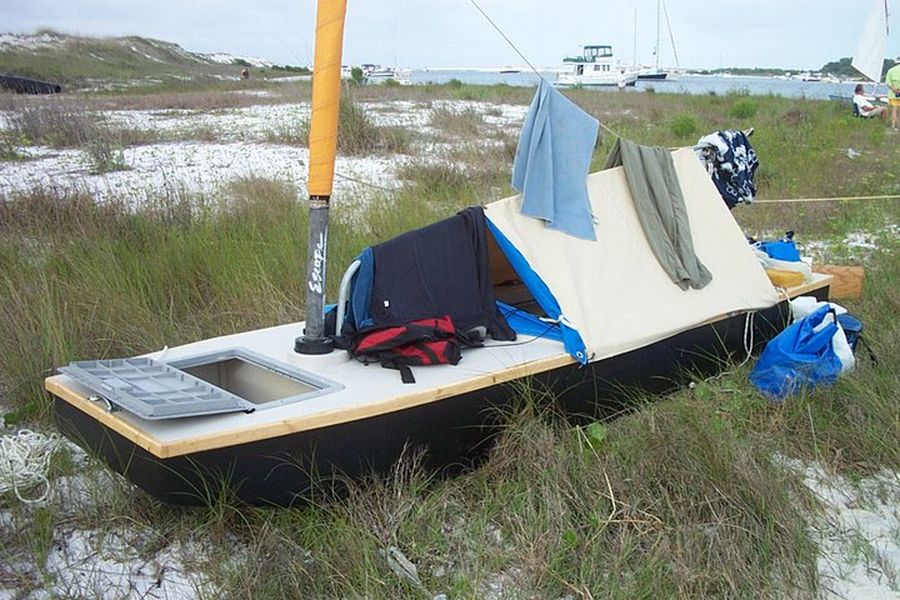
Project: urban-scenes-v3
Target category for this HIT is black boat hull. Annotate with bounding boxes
[0,75,62,94]
[637,73,668,81]
[52,293,824,506]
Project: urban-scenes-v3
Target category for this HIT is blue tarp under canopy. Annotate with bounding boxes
[486,217,589,364]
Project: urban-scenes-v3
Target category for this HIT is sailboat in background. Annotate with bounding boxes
[635,0,679,81]
[851,0,890,85]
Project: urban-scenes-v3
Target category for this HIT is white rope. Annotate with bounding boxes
[0,429,62,503]
[697,310,757,385]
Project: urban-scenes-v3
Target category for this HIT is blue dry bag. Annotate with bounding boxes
[750,305,843,402]
[757,230,802,262]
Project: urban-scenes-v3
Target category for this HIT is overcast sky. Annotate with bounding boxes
[5,0,900,71]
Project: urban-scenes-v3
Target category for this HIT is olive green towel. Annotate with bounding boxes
[605,138,712,290]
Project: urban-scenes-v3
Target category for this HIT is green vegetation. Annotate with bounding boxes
[0,31,308,90]
[0,137,25,161]
[695,56,896,79]
[1,80,899,597]
[0,97,156,173]
[350,66,365,85]
[429,105,485,138]
[270,64,311,75]
[283,91,414,154]
[729,97,758,120]
[694,67,793,77]
[819,56,894,80]
[567,89,900,200]
[669,113,699,139]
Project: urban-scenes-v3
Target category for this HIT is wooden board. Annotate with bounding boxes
[814,265,864,300]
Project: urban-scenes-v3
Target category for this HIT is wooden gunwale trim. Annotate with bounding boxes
[46,352,575,459]
[781,275,832,299]
[46,276,832,459]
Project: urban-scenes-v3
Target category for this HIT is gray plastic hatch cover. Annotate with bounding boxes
[60,357,256,420]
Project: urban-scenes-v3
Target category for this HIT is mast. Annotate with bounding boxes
[662,0,681,70]
[295,0,348,355]
[655,0,661,71]
[632,8,638,68]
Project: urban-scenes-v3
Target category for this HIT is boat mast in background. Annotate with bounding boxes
[851,0,890,84]
[296,0,348,355]
[633,8,638,68]
[655,0,661,73]
[661,0,681,71]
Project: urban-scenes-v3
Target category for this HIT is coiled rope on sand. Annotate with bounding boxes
[0,429,62,503]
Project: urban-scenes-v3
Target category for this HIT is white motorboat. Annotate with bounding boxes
[361,63,412,85]
[556,45,637,88]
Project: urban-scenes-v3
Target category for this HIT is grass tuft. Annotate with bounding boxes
[269,90,413,154]
[2,98,99,148]
[429,105,485,138]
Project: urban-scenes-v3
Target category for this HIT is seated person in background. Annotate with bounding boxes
[853,84,887,120]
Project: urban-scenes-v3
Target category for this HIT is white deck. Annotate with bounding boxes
[51,320,571,453]
[48,273,831,458]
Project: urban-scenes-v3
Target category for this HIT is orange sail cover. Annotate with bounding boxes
[308,0,348,198]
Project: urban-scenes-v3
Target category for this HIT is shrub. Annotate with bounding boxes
[453,86,489,101]
[83,134,127,174]
[1,136,24,161]
[291,92,412,155]
[350,67,365,86]
[729,98,758,120]
[670,113,698,139]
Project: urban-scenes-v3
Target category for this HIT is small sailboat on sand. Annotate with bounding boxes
[47,2,831,506]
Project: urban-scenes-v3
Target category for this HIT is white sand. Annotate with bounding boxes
[0,99,527,207]
[778,456,900,598]
[0,141,404,206]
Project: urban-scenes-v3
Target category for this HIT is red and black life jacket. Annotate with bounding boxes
[340,315,480,383]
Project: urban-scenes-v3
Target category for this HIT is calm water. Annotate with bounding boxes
[410,70,866,101]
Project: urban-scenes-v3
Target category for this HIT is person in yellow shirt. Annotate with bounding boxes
[886,58,900,130]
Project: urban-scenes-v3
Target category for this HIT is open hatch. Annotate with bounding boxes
[60,349,342,420]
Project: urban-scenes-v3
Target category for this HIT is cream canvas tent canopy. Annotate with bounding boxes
[484,147,783,363]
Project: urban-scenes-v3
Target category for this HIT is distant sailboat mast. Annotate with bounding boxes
[661,0,681,70]
[851,0,890,83]
[633,8,638,68]
[655,0,661,72]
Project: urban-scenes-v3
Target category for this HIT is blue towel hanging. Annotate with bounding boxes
[512,79,600,241]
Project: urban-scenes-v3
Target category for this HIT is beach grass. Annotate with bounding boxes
[1,83,898,598]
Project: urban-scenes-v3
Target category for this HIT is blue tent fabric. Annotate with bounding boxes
[496,301,564,342]
[512,79,600,241]
[347,247,374,331]
[486,218,589,364]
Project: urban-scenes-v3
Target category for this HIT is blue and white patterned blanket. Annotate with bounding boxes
[694,130,759,209]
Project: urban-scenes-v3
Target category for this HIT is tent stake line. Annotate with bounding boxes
[755,194,900,204]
